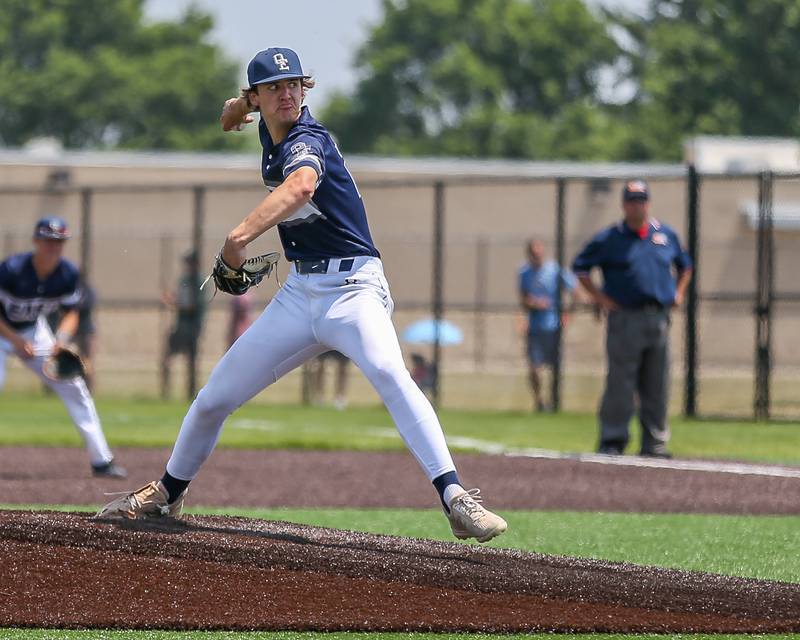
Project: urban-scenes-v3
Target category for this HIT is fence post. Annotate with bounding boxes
[188,186,205,400]
[474,236,488,368]
[754,171,774,420]
[431,181,445,408]
[552,178,567,412]
[79,188,92,281]
[684,165,699,418]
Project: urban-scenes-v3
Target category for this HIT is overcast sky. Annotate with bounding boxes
[144,0,648,110]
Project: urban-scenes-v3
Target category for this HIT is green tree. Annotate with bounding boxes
[0,0,243,150]
[612,0,800,160]
[321,0,623,159]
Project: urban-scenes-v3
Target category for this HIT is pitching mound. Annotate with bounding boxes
[1,511,799,633]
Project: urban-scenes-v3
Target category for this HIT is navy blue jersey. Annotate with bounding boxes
[259,106,379,261]
[572,219,692,308]
[0,253,81,331]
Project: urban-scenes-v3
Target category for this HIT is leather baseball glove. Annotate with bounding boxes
[42,346,87,382]
[203,251,281,296]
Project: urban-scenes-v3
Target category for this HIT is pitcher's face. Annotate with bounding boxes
[254,79,303,128]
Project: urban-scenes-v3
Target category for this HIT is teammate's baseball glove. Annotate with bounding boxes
[42,347,87,382]
[203,251,281,296]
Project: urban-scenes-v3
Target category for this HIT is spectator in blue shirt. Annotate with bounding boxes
[572,180,692,457]
[518,238,577,412]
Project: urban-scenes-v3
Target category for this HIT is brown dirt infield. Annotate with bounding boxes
[1,510,799,633]
[2,446,800,514]
[1,446,799,632]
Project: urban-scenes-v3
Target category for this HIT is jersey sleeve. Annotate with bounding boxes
[561,268,578,290]
[59,263,81,310]
[670,229,693,272]
[572,231,608,276]
[0,260,12,295]
[281,133,326,182]
[518,266,529,295]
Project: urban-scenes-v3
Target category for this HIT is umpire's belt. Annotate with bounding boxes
[628,301,668,312]
[294,257,356,274]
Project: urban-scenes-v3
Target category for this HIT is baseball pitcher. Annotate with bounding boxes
[97,47,506,543]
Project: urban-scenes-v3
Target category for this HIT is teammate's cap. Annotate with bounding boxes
[33,216,71,240]
[247,47,309,87]
[622,179,649,201]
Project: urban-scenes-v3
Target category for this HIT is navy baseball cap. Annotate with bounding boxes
[34,216,70,240]
[247,47,309,87]
[622,179,649,201]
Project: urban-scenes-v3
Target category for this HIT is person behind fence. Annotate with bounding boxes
[96,46,506,543]
[410,352,436,400]
[227,288,254,349]
[160,250,207,399]
[308,349,351,409]
[572,180,692,458]
[0,216,126,478]
[518,238,577,412]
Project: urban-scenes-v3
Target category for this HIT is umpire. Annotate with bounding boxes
[572,180,692,457]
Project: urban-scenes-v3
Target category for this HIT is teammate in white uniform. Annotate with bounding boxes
[0,217,126,478]
[97,48,506,543]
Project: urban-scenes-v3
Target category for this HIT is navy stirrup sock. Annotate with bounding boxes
[160,471,190,504]
[432,470,460,513]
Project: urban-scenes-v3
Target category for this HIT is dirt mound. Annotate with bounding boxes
[1,510,799,633]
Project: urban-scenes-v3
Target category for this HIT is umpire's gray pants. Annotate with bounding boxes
[599,308,671,454]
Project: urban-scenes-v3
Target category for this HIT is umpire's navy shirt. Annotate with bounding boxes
[572,219,692,308]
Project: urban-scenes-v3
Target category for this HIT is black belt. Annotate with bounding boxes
[294,258,355,275]
[630,301,667,311]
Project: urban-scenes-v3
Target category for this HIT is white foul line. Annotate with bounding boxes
[232,423,800,480]
[445,434,800,480]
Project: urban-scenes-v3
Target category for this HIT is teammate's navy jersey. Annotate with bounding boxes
[0,252,81,331]
[259,106,379,261]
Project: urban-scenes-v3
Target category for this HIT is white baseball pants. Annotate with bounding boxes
[167,256,456,482]
[0,316,114,466]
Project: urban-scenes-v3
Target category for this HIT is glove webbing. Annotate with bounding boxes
[200,256,281,298]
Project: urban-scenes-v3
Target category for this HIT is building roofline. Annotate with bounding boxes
[0,147,687,179]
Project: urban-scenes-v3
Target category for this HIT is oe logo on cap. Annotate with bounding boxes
[273,53,290,71]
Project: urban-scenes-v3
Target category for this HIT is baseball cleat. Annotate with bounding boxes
[446,488,508,543]
[91,461,128,479]
[94,480,185,520]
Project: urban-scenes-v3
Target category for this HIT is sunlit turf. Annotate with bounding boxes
[1,392,799,464]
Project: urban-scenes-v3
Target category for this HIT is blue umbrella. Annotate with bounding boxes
[402,318,463,345]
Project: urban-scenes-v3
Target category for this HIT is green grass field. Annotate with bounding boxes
[1,393,799,639]
[1,392,799,463]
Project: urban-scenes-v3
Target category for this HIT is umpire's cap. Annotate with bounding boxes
[247,47,310,87]
[34,216,71,240]
[622,179,649,201]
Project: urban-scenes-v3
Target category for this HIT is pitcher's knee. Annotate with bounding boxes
[192,386,239,423]
[363,360,410,394]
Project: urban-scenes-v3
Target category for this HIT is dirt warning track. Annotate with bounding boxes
[1,510,799,633]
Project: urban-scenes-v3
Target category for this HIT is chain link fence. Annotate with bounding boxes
[1,165,798,419]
